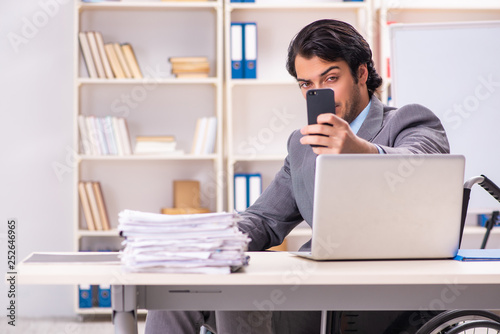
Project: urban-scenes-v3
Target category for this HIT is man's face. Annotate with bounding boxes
[295,55,368,124]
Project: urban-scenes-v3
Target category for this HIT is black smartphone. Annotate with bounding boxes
[306,88,335,125]
[306,89,335,147]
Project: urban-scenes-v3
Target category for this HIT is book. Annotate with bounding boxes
[78,115,92,155]
[134,143,179,154]
[111,116,124,155]
[174,180,200,208]
[104,43,125,79]
[85,181,103,230]
[171,62,210,74]
[169,56,208,64]
[161,207,211,215]
[134,136,181,155]
[82,0,122,2]
[117,117,132,155]
[94,31,114,79]
[94,116,109,155]
[169,56,210,78]
[202,117,217,154]
[190,117,208,155]
[103,116,118,155]
[175,73,209,79]
[198,117,212,154]
[93,182,110,231]
[85,115,101,155]
[86,31,106,79]
[79,115,133,156]
[113,43,132,79]
[78,182,96,231]
[136,135,175,142]
[78,32,98,78]
[190,116,217,154]
[121,43,143,79]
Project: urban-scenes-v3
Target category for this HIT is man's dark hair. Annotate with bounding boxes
[286,19,382,97]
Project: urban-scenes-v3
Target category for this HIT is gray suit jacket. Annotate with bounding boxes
[238,95,450,251]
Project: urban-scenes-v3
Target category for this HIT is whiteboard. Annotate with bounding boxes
[391,21,500,211]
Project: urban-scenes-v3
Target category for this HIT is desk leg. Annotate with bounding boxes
[320,310,328,334]
[112,285,138,334]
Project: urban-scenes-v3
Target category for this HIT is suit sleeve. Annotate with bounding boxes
[237,135,304,251]
[376,104,450,154]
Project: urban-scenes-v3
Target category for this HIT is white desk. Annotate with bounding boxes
[17,251,500,334]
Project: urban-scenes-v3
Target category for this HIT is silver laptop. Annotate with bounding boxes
[296,154,465,260]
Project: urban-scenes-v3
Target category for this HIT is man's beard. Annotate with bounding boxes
[342,84,363,124]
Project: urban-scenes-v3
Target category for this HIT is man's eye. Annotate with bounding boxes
[299,82,311,88]
[326,76,338,82]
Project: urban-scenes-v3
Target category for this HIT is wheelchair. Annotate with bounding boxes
[332,175,500,334]
[332,310,500,334]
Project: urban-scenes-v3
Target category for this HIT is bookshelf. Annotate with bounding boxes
[68,0,500,315]
[375,0,500,104]
[73,0,223,314]
[224,0,374,211]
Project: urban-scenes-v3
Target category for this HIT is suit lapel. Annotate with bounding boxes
[356,95,384,141]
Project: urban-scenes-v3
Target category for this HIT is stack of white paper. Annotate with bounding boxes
[118,210,250,274]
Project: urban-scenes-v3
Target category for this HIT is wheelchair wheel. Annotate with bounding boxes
[444,320,500,334]
[415,310,500,334]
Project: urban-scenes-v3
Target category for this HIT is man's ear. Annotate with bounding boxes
[357,64,368,84]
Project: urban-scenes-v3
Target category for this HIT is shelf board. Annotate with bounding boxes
[78,229,120,237]
[230,78,298,86]
[78,77,219,86]
[463,226,500,235]
[77,307,147,315]
[381,0,500,10]
[231,154,286,162]
[78,1,220,11]
[229,2,366,10]
[79,154,218,161]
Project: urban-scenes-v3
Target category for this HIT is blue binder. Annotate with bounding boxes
[247,173,262,206]
[98,284,111,307]
[234,174,248,212]
[234,173,262,211]
[230,23,244,79]
[79,285,93,308]
[243,23,257,79]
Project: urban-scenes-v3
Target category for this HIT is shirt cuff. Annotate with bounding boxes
[374,144,385,154]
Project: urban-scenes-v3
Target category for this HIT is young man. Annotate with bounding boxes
[146,19,449,334]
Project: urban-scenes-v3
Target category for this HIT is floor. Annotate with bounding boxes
[2,314,499,333]
[0,316,146,334]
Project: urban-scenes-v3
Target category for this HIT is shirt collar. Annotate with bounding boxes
[349,101,372,135]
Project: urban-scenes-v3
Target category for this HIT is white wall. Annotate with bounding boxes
[1,0,75,317]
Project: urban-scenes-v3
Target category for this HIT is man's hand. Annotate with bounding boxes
[299,113,379,154]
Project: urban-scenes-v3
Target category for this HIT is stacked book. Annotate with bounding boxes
[134,135,184,155]
[169,57,210,78]
[78,181,111,231]
[79,31,142,79]
[78,115,132,156]
[118,210,250,274]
